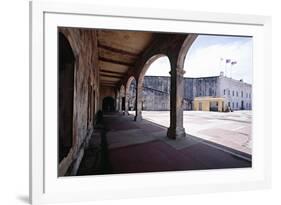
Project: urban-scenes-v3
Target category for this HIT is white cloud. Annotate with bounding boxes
[144,35,253,84]
[185,37,253,83]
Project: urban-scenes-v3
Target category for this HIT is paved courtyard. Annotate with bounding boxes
[129,111,252,155]
[78,112,251,175]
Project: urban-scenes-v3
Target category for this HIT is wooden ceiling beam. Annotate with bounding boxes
[100,71,123,76]
[100,69,126,75]
[99,56,134,67]
[100,77,120,82]
[100,80,117,84]
[98,43,139,57]
[100,73,122,79]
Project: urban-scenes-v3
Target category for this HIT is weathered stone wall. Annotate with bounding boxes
[142,88,169,111]
[128,75,252,112]
[191,76,219,98]
[143,76,170,110]
[144,76,170,93]
[58,28,100,176]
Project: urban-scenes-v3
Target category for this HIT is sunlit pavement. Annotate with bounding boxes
[129,110,252,155]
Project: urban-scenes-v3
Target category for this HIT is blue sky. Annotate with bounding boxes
[145,35,253,84]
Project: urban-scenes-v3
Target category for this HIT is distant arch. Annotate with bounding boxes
[137,55,171,112]
[102,96,115,112]
[126,76,137,111]
[126,76,136,92]
[138,54,169,85]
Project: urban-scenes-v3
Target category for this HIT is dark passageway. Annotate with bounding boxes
[58,32,75,162]
[102,96,115,112]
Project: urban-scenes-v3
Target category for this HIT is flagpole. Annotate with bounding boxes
[220,58,224,76]
[230,61,237,79]
[225,59,231,77]
[230,64,232,78]
[224,61,227,77]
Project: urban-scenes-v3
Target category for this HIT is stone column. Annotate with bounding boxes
[167,67,186,139]
[115,90,119,112]
[119,94,122,112]
[134,80,143,121]
[116,98,119,112]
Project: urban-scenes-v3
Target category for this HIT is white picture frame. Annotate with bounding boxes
[30,1,272,204]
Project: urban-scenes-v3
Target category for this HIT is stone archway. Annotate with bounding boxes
[124,76,136,115]
[134,54,171,121]
[58,32,75,162]
[102,96,115,112]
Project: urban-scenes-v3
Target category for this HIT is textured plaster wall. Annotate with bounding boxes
[58,28,100,176]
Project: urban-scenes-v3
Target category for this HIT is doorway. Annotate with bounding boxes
[58,32,75,162]
[102,96,115,112]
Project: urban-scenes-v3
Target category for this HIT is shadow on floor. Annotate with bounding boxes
[77,112,251,176]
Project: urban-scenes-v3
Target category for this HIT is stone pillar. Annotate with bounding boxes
[134,80,143,121]
[119,94,123,112]
[167,67,186,139]
[115,90,119,112]
[116,94,120,112]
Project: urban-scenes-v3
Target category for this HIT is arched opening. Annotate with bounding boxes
[183,34,253,153]
[126,76,136,114]
[138,55,171,126]
[102,96,115,112]
[58,32,75,162]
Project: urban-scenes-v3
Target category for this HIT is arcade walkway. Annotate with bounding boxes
[77,113,251,175]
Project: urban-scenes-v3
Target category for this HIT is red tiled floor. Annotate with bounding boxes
[78,112,251,176]
[109,138,251,174]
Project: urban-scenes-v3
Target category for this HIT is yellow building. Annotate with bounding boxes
[193,97,226,112]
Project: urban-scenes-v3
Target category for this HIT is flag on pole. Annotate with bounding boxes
[231,61,237,65]
[226,59,231,63]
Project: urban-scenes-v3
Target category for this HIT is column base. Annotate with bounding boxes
[134,115,142,121]
[123,111,129,116]
[167,127,186,139]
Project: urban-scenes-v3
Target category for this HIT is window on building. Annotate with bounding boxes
[249,93,251,98]
[224,89,226,95]
[232,102,234,108]
[232,90,234,96]
[246,93,248,98]
[236,102,238,108]
[236,91,238,97]
[228,90,230,95]
[209,88,212,96]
